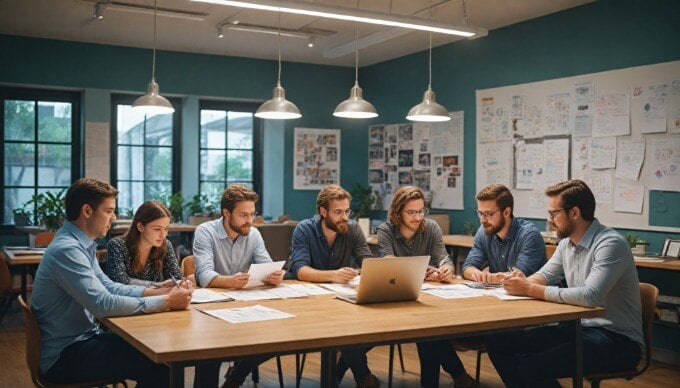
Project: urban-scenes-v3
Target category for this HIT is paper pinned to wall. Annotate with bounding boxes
[573,81,594,137]
[543,138,570,185]
[669,80,680,134]
[515,142,544,190]
[584,170,613,204]
[479,141,513,189]
[571,136,590,180]
[647,136,680,191]
[430,111,464,210]
[616,138,646,181]
[632,83,668,134]
[589,136,617,169]
[614,182,645,214]
[593,93,630,137]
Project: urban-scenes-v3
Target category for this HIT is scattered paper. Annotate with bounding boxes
[199,305,294,324]
[422,283,532,301]
[190,288,234,304]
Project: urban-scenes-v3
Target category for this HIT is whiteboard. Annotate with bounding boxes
[476,60,680,233]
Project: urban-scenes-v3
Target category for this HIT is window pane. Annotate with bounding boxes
[226,150,252,181]
[4,100,35,141]
[227,111,253,149]
[116,181,146,213]
[201,110,226,148]
[117,105,145,145]
[147,181,172,202]
[37,144,71,186]
[200,149,226,181]
[38,101,72,142]
[199,182,225,202]
[146,114,173,146]
[117,146,145,180]
[145,147,173,181]
[4,143,35,186]
[4,188,34,224]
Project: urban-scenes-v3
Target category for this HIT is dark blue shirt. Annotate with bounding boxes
[462,217,546,275]
[290,216,373,277]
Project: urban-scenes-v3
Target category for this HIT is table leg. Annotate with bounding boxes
[320,349,338,388]
[169,362,184,388]
[572,319,583,388]
[21,265,28,301]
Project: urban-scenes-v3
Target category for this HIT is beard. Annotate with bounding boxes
[228,218,251,236]
[482,217,505,236]
[553,219,574,239]
[324,217,349,234]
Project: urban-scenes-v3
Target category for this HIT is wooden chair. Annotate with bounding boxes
[586,283,659,387]
[0,255,17,325]
[17,295,127,388]
[179,256,285,387]
[33,232,55,248]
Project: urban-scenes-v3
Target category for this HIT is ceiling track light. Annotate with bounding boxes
[192,0,485,37]
[93,3,105,20]
[255,12,301,120]
[406,0,450,122]
[217,26,224,38]
[91,0,208,21]
[132,0,175,115]
[333,0,377,120]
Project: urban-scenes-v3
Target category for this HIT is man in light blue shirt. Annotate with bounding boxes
[488,180,643,387]
[463,184,546,283]
[192,184,284,388]
[31,178,192,387]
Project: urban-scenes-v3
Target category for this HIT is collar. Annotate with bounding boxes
[312,215,325,240]
[214,217,229,240]
[577,218,601,249]
[495,217,519,243]
[63,221,97,251]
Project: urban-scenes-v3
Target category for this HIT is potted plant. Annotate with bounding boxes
[12,207,32,226]
[163,192,185,223]
[462,220,478,236]
[350,184,380,237]
[626,233,649,256]
[19,189,66,231]
[185,194,219,226]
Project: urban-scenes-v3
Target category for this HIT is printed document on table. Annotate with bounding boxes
[423,284,532,300]
[190,288,234,304]
[283,284,334,295]
[320,283,357,296]
[199,304,294,324]
[245,261,285,288]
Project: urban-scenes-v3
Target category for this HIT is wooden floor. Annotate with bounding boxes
[2,303,678,387]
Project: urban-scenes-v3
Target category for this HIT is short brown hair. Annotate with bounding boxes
[316,184,351,214]
[65,178,119,221]
[544,180,596,221]
[476,184,514,216]
[388,186,425,232]
[221,184,259,213]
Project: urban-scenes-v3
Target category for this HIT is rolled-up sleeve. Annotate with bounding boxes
[193,224,220,287]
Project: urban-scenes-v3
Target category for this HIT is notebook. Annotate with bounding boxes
[336,256,430,304]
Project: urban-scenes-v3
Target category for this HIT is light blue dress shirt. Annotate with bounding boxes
[462,217,546,275]
[31,221,167,373]
[537,218,643,348]
[193,217,272,287]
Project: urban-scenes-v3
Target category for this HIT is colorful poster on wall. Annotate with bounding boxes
[294,127,340,190]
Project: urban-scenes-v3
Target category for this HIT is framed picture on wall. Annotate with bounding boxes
[294,127,341,190]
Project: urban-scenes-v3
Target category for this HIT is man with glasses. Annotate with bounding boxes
[462,184,546,284]
[377,186,474,388]
[193,183,284,388]
[290,184,379,387]
[486,179,642,386]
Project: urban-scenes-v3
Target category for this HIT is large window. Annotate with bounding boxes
[199,101,262,204]
[111,95,181,215]
[1,87,80,225]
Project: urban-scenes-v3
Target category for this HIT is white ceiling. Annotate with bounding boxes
[0,0,594,67]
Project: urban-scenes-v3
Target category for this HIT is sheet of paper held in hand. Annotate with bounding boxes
[199,304,294,324]
[244,261,286,288]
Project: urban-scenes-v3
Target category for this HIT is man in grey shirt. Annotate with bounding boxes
[488,179,643,387]
[290,184,379,387]
[377,186,475,388]
[193,184,284,388]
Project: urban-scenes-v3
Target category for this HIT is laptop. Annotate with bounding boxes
[337,256,430,304]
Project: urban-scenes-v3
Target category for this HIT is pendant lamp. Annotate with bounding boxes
[255,12,301,120]
[132,0,174,115]
[333,1,377,119]
[406,2,450,122]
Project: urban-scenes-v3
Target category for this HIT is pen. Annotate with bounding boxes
[170,275,181,289]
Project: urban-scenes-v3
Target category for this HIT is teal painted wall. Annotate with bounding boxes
[360,0,680,253]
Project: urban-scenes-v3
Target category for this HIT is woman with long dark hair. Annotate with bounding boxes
[106,201,182,287]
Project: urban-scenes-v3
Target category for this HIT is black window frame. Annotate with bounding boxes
[0,86,81,225]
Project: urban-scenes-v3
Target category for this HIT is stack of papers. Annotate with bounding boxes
[190,288,235,304]
[422,284,532,301]
[199,304,294,324]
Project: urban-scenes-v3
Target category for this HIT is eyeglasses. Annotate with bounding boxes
[547,207,571,220]
[236,211,258,219]
[330,209,354,218]
[403,208,430,217]
[475,209,500,219]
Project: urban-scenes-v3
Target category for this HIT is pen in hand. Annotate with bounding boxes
[170,275,181,289]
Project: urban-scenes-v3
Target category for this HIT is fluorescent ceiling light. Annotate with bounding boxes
[192,0,484,37]
[102,1,208,21]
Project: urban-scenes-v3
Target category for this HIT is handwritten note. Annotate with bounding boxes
[593,93,630,137]
[616,139,646,181]
[614,182,645,214]
[590,137,617,169]
[647,136,680,191]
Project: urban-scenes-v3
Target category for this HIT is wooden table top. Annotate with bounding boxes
[634,258,680,271]
[366,234,475,249]
[1,248,43,265]
[101,281,603,364]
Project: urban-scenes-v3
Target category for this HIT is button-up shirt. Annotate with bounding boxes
[537,218,643,348]
[193,217,272,287]
[463,217,546,275]
[290,216,373,276]
[31,221,167,373]
[376,219,454,268]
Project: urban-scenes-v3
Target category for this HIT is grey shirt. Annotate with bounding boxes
[193,217,272,287]
[537,218,643,348]
[376,218,454,268]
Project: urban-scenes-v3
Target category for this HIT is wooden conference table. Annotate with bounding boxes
[101,281,603,388]
[1,247,43,301]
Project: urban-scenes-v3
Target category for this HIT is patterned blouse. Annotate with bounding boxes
[105,237,182,287]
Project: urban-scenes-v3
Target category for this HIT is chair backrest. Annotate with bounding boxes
[33,232,55,248]
[256,224,294,261]
[0,255,12,295]
[638,282,659,374]
[545,244,557,260]
[18,295,43,386]
[181,255,195,277]
[425,213,450,235]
